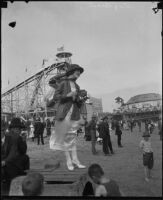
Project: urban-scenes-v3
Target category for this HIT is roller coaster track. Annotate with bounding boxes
[30,75,43,107]
[1,62,66,115]
[1,63,58,98]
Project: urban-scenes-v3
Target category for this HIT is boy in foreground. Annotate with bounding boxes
[139,131,154,182]
[22,172,44,196]
[88,164,122,197]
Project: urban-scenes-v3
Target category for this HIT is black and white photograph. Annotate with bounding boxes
[1,1,162,197]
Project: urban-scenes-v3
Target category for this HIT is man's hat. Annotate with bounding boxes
[66,64,84,76]
[142,131,150,137]
[102,116,108,121]
[9,118,25,129]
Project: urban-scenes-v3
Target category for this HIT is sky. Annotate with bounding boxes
[2,2,162,106]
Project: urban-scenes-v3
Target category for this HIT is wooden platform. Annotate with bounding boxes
[26,167,88,182]
[9,169,95,196]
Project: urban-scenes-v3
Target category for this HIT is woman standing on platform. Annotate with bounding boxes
[49,64,86,171]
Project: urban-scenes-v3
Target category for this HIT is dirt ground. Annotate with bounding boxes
[27,124,162,197]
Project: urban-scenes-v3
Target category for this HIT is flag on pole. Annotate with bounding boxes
[42,59,48,66]
[57,45,64,51]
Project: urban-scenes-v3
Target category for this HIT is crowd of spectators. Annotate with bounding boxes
[1,114,161,196]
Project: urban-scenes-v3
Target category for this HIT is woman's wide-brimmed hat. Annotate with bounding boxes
[9,118,25,129]
[142,131,150,137]
[66,64,84,76]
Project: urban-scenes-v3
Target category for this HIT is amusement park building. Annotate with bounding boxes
[113,93,162,121]
[124,93,162,111]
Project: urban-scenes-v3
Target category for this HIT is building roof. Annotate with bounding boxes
[126,93,162,105]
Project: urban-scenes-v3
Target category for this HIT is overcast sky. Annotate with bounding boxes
[2,2,162,97]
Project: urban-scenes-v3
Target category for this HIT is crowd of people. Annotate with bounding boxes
[2,117,55,145]
[1,114,162,196]
[84,116,162,157]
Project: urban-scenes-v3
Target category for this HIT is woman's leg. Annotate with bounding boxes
[65,151,74,170]
[71,147,86,168]
[71,147,79,163]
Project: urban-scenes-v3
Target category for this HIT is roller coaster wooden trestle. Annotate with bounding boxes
[1,61,66,119]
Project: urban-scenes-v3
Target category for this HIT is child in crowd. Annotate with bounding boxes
[22,172,44,196]
[139,131,154,182]
[88,164,122,197]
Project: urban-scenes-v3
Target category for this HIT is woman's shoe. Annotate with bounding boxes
[72,160,86,169]
[67,162,74,171]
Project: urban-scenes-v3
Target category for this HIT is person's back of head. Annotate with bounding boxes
[22,173,44,196]
[88,164,104,184]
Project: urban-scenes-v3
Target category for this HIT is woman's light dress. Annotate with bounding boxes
[49,81,81,151]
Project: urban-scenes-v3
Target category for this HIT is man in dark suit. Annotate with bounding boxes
[129,118,135,133]
[115,121,123,147]
[98,116,114,156]
[87,115,98,155]
[34,118,45,145]
[1,118,30,195]
[84,120,91,141]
